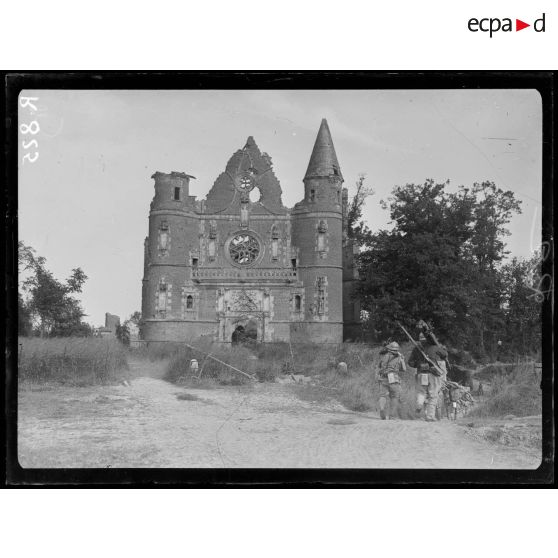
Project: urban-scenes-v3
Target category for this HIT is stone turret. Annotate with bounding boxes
[302,118,344,210]
[291,119,344,343]
[142,170,199,335]
[151,171,196,212]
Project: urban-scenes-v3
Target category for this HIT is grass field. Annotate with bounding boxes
[163,340,409,414]
[163,340,542,420]
[18,337,129,385]
[467,361,542,418]
[17,337,541,421]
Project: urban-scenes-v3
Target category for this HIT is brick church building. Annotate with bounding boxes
[141,119,360,344]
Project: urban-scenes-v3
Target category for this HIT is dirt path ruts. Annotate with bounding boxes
[18,360,541,469]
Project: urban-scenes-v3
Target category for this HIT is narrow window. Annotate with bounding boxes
[310,189,315,202]
[291,258,297,270]
[294,295,301,312]
[271,225,280,259]
[159,225,170,252]
[192,257,198,269]
[240,204,249,227]
[317,220,327,253]
[157,283,167,317]
[186,295,193,310]
[317,277,326,315]
[174,187,181,201]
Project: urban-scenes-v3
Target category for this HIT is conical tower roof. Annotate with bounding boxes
[304,119,343,180]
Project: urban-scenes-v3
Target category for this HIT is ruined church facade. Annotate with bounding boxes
[141,119,360,344]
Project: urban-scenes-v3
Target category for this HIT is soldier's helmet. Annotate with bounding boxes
[386,341,400,351]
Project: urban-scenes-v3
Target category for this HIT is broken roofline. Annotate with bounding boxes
[151,118,344,204]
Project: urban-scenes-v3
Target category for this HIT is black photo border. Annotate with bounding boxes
[3,71,555,487]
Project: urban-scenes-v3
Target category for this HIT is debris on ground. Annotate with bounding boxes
[275,374,313,385]
[95,394,129,404]
[463,415,542,450]
[175,393,201,401]
[327,418,357,425]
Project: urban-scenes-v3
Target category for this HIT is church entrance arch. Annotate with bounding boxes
[231,318,259,345]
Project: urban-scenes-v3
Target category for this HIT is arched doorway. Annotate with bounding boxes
[231,318,258,345]
[231,325,245,345]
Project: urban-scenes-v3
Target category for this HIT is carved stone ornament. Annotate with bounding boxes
[231,290,259,312]
[229,233,260,265]
[209,221,217,239]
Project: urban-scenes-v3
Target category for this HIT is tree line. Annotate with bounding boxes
[18,242,92,337]
[18,241,142,340]
[348,176,542,360]
[18,176,543,359]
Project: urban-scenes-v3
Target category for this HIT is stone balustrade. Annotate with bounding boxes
[192,267,297,281]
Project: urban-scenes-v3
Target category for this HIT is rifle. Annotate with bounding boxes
[417,319,452,372]
[397,322,445,377]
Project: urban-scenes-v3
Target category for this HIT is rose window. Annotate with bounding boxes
[239,176,254,191]
[229,233,260,265]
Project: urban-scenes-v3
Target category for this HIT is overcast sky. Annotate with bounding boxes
[18,89,542,326]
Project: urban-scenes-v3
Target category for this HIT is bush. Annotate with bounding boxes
[291,343,382,412]
[164,343,256,385]
[468,384,541,418]
[468,362,542,418]
[18,336,129,385]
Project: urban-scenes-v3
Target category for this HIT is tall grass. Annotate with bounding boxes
[297,343,420,416]
[18,336,129,385]
[165,342,257,385]
[302,346,542,419]
[467,362,542,418]
[164,340,391,396]
[130,341,185,362]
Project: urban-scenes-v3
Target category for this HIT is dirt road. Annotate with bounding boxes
[18,360,541,469]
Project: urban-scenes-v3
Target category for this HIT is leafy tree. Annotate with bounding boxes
[500,253,542,356]
[116,323,131,346]
[465,182,522,353]
[121,311,142,343]
[19,241,90,337]
[347,174,374,246]
[469,181,522,272]
[18,241,45,275]
[18,294,32,336]
[128,311,142,327]
[356,179,523,356]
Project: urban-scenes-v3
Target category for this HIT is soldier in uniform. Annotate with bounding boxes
[189,358,199,376]
[376,341,407,420]
[408,333,448,421]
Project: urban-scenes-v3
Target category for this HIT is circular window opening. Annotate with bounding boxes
[248,188,260,203]
[228,233,261,266]
[239,176,253,191]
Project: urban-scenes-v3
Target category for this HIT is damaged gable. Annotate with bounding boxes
[205,136,287,215]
